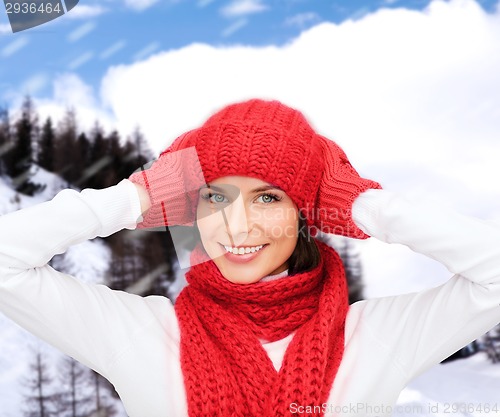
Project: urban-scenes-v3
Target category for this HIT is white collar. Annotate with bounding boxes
[259,269,289,283]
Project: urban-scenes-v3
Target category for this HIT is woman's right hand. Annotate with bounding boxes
[133,183,152,215]
[127,147,205,229]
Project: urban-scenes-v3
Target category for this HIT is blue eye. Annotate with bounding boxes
[257,193,281,204]
[212,194,227,203]
[201,193,228,204]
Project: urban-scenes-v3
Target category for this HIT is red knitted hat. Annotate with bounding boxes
[129,98,381,239]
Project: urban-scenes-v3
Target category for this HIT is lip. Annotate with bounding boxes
[219,243,268,264]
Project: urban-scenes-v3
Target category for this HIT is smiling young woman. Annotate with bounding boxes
[0,98,499,417]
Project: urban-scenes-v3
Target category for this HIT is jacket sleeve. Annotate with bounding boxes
[0,179,174,377]
[351,189,500,380]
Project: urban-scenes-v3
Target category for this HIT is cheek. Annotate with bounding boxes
[196,220,225,260]
[196,219,220,256]
[259,211,298,241]
[196,216,210,242]
[196,207,225,239]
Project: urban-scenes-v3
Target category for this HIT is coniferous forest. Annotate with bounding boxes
[0,96,178,298]
[0,97,178,416]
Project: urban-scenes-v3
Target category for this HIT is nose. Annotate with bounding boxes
[222,194,250,247]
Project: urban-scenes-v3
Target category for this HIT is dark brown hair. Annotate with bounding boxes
[287,216,321,276]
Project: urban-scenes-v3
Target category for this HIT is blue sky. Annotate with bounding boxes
[1,0,499,102]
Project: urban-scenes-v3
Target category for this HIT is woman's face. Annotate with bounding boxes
[196,176,299,284]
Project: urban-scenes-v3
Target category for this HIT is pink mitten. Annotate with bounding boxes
[128,146,205,229]
[314,135,382,239]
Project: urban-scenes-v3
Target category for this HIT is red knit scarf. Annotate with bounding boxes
[175,240,348,417]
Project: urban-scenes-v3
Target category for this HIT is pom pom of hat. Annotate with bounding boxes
[128,98,381,238]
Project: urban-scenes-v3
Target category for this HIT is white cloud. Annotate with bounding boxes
[34,74,115,136]
[1,36,29,57]
[198,0,216,6]
[20,73,49,95]
[348,7,371,21]
[0,23,11,34]
[221,18,248,37]
[31,0,500,298]
[284,12,320,28]
[2,73,49,103]
[220,0,268,18]
[66,5,108,19]
[100,40,127,60]
[133,41,161,61]
[123,0,160,11]
[67,21,96,42]
[67,51,94,69]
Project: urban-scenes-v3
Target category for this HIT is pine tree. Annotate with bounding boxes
[120,129,155,183]
[37,117,56,172]
[72,132,93,187]
[85,122,111,190]
[314,234,365,304]
[76,132,91,165]
[143,232,177,297]
[337,239,365,303]
[0,105,12,176]
[0,106,7,145]
[76,132,92,178]
[56,357,92,417]
[128,126,154,165]
[8,96,40,194]
[22,350,58,417]
[106,231,174,298]
[106,232,138,291]
[106,130,123,186]
[86,370,117,417]
[483,324,500,364]
[54,109,79,185]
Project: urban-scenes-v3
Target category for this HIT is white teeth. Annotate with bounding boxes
[223,244,264,254]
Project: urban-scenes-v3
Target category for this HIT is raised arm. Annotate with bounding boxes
[351,189,500,379]
[0,179,171,377]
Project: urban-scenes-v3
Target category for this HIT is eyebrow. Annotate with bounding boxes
[200,184,283,193]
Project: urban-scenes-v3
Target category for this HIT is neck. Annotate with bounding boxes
[259,269,289,282]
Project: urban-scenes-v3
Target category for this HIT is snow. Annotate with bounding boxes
[0,172,126,417]
[0,166,69,214]
[398,353,500,416]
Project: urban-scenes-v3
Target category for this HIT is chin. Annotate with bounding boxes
[220,268,265,285]
[227,277,262,285]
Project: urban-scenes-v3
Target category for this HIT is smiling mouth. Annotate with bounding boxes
[220,243,268,255]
